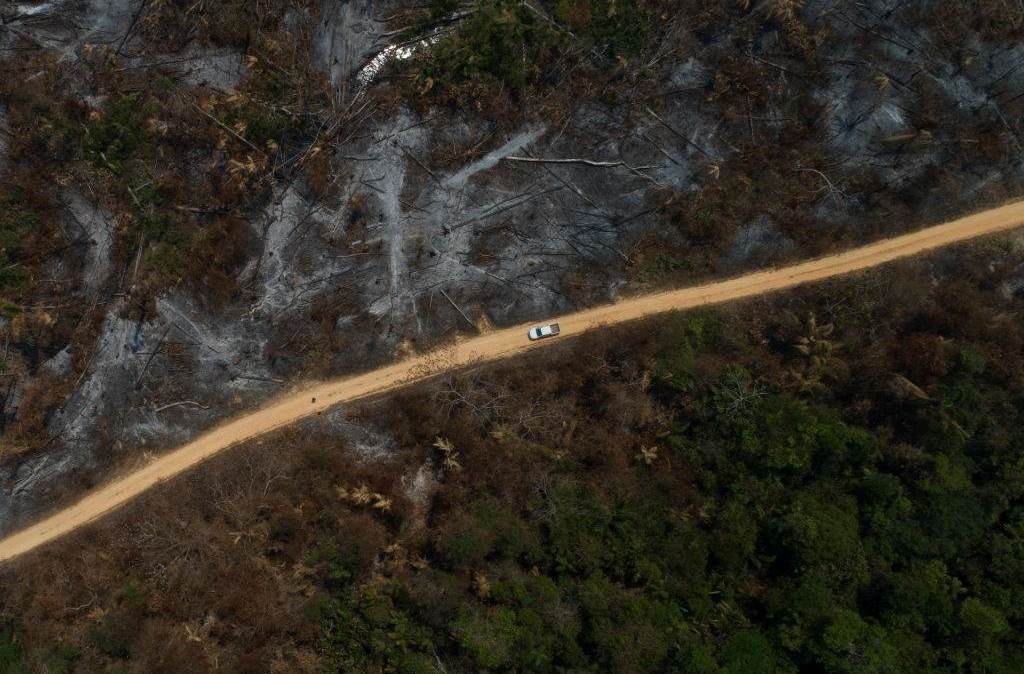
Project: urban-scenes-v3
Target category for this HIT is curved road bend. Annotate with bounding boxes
[2,200,1024,563]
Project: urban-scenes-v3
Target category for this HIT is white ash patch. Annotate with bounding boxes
[401,461,437,529]
[82,94,107,110]
[0,447,74,533]
[973,44,1024,95]
[670,58,708,89]
[936,73,990,111]
[14,3,56,17]
[335,105,684,331]
[2,0,140,60]
[175,47,246,90]
[999,235,1024,300]
[349,426,394,463]
[638,76,721,187]
[932,42,1024,123]
[62,190,114,294]
[6,290,278,533]
[356,113,427,324]
[313,0,382,95]
[444,128,544,190]
[282,5,312,32]
[6,451,78,500]
[41,346,72,378]
[79,0,137,47]
[999,268,1024,300]
[243,184,352,323]
[819,62,913,156]
[49,304,144,448]
[156,295,269,392]
[316,408,395,463]
[368,121,561,329]
[725,216,795,271]
[815,53,938,199]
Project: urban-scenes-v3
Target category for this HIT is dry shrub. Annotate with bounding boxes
[130,620,208,674]
[302,146,337,200]
[555,0,594,31]
[923,0,1024,44]
[2,371,73,455]
[888,333,949,385]
[188,215,255,307]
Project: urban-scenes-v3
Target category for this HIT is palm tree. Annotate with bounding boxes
[788,312,845,393]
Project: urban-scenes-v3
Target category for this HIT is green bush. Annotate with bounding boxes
[84,94,153,173]
[551,0,650,56]
[577,572,687,672]
[42,644,80,674]
[0,190,47,296]
[309,539,372,593]
[313,585,438,673]
[88,613,134,660]
[438,498,540,567]
[419,0,559,94]
[452,606,518,669]
[0,624,25,674]
[720,630,795,674]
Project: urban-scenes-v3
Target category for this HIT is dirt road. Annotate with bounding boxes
[2,200,1024,563]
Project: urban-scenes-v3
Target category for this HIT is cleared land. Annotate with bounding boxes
[1,199,1023,562]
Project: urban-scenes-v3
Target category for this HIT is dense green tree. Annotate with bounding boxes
[0,624,24,674]
[769,492,870,591]
[812,609,901,674]
[720,630,795,674]
[313,585,439,673]
[882,561,963,639]
[578,572,687,673]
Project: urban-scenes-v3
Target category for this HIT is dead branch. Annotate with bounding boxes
[644,106,713,161]
[519,151,602,210]
[190,102,261,154]
[403,147,442,185]
[451,185,565,231]
[232,374,285,384]
[642,133,682,165]
[795,167,847,204]
[134,323,171,390]
[746,50,809,82]
[116,0,151,56]
[439,288,476,328]
[153,400,210,413]
[988,101,1024,155]
[61,594,97,616]
[503,156,627,168]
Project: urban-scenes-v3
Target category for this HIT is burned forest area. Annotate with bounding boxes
[1,0,1024,672]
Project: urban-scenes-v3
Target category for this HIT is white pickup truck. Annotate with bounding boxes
[527,323,560,341]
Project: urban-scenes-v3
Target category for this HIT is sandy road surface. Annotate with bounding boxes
[2,200,1024,563]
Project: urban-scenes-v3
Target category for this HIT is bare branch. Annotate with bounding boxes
[153,400,210,413]
[439,288,475,328]
[190,102,261,154]
[503,156,628,168]
[644,106,713,160]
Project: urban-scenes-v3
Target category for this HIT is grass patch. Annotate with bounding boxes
[84,93,155,174]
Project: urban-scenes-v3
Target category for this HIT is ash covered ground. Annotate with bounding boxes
[0,0,1022,533]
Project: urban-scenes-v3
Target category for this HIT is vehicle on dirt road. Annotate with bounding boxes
[528,323,560,341]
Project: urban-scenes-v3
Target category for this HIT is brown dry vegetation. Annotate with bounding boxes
[0,3,1022,668]
[1,236,1024,671]
[2,0,1022,473]
[0,1,341,458]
